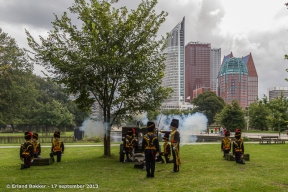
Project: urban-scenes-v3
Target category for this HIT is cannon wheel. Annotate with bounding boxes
[119,144,124,162]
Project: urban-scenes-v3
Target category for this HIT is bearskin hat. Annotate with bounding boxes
[54,131,60,138]
[33,133,39,140]
[24,131,33,140]
[147,121,155,132]
[170,119,179,128]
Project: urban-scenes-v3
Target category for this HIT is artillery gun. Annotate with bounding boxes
[119,126,160,169]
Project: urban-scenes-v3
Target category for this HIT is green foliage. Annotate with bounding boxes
[215,100,245,131]
[26,0,171,155]
[248,99,270,131]
[192,91,225,125]
[265,93,288,131]
[0,28,89,131]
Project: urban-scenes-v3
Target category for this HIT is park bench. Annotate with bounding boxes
[259,136,285,144]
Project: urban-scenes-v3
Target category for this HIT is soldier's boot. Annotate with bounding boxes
[20,164,24,170]
[146,172,151,178]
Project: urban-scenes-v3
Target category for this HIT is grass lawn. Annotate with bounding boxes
[0,143,288,192]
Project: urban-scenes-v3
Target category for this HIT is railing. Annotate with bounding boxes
[0,136,74,144]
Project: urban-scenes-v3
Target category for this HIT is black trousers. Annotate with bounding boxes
[235,152,244,164]
[33,152,40,158]
[21,155,31,169]
[172,149,179,172]
[145,149,156,176]
[50,151,62,162]
[223,150,230,157]
[159,152,171,163]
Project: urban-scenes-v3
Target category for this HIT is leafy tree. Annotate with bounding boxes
[26,0,172,156]
[35,100,74,135]
[248,99,270,131]
[0,28,35,130]
[265,93,288,132]
[191,91,225,125]
[215,100,245,131]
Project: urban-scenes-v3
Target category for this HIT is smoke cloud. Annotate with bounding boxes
[79,118,105,138]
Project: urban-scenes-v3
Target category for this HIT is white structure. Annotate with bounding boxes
[162,17,185,109]
[210,48,221,92]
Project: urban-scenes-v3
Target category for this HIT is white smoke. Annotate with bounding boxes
[180,112,208,144]
[156,112,208,144]
[79,118,105,138]
[133,112,149,126]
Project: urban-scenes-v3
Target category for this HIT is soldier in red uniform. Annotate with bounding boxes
[50,131,64,162]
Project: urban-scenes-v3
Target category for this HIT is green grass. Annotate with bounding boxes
[0,131,75,137]
[0,143,288,192]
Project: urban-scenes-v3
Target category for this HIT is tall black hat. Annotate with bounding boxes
[54,131,60,138]
[170,119,179,128]
[147,121,155,132]
[24,131,32,140]
[163,133,169,140]
[33,133,38,140]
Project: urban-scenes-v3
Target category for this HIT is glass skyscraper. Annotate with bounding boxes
[162,17,185,109]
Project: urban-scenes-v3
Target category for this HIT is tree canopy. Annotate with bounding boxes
[26,0,172,156]
[215,100,245,131]
[191,91,225,125]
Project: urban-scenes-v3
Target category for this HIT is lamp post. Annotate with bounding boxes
[246,106,249,131]
[278,118,280,138]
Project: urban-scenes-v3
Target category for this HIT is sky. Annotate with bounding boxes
[0,0,288,99]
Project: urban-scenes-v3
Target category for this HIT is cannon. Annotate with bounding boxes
[119,126,160,169]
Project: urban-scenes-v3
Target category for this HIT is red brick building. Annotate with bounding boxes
[185,42,211,102]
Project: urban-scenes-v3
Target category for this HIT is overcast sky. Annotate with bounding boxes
[0,0,288,99]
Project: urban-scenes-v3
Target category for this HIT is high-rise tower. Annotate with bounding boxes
[162,17,185,109]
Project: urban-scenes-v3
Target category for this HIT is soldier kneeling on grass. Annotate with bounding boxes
[233,129,245,164]
[20,132,34,170]
[50,131,64,162]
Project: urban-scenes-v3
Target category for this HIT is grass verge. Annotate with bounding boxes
[0,143,288,191]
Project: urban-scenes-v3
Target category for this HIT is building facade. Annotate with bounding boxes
[185,42,211,102]
[218,57,248,108]
[162,17,185,109]
[218,52,258,108]
[210,48,221,92]
[268,87,288,101]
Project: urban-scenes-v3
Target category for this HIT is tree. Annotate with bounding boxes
[215,100,245,131]
[248,100,270,131]
[26,0,172,156]
[35,100,74,135]
[191,91,225,125]
[265,93,288,132]
[0,28,35,130]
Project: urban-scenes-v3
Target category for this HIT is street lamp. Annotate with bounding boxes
[278,118,281,138]
[246,106,249,131]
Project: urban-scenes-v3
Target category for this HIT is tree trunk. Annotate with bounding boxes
[104,133,111,156]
